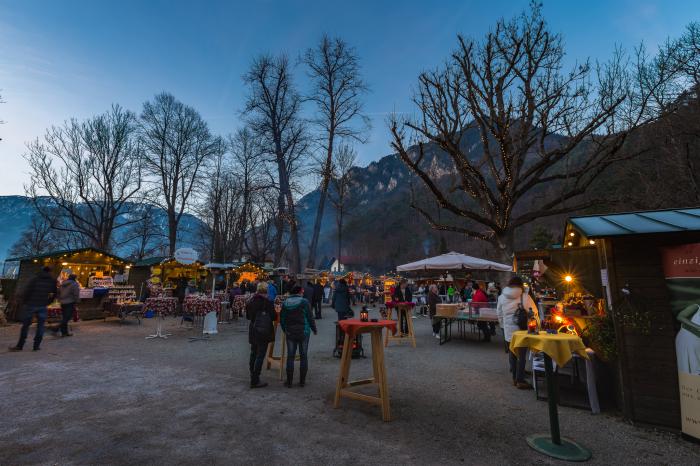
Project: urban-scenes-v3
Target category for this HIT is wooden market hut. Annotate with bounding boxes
[4,248,133,320]
[232,261,268,284]
[563,208,700,430]
[128,256,207,297]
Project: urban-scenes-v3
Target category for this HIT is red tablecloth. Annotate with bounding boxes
[144,297,178,316]
[385,301,415,308]
[338,319,397,339]
[183,296,221,316]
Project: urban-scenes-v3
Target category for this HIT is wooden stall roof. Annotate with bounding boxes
[568,207,700,238]
[6,247,130,264]
[134,256,169,267]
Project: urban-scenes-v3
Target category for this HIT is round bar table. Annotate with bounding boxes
[509,330,592,462]
[334,319,397,421]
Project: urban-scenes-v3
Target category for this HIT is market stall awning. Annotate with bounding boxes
[204,263,236,269]
[396,251,512,272]
[568,207,700,238]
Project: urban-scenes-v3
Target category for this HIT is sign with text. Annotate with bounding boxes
[662,242,700,440]
[174,248,199,265]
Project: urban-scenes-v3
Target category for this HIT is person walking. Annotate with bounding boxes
[246,282,276,388]
[331,279,352,321]
[312,280,323,319]
[51,273,80,337]
[496,276,538,389]
[280,286,317,388]
[9,266,57,352]
[428,284,442,339]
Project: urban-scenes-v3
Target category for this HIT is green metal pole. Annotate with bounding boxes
[544,354,561,445]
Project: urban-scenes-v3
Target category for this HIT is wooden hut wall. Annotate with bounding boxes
[604,231,700,429]
[127,266,152,299]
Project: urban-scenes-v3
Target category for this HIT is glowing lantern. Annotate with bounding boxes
[360,307,369,322]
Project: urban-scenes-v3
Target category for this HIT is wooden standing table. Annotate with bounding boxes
[384,301,416,348]
[334,319,397,421]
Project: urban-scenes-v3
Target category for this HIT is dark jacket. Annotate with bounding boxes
[312,283,323,303]
[280,295,317,340]
[23,270,57,307]
[303,283,315,303]
[393,286,412,303]
[428,291,441,317]
[331,282,352,317]
[58,278,80,305]
[246,294,277,345]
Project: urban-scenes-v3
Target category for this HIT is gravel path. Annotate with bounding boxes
[0,304,698,465]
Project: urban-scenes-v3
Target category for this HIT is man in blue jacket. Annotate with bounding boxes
[267,280,277,302]
[280,286,317,388]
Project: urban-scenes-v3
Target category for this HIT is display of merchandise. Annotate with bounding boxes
[89,276,115,288]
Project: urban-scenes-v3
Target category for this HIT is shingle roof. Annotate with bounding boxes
[568,208,700,238]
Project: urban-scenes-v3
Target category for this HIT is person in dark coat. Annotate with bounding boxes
[331,279,352,321]
[10,266,57,352]
[246,282,277,388]
[303,281,315,305]
[392,279,413,334]
[312,281,324,319]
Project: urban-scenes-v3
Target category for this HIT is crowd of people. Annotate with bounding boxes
[9,267,540,393]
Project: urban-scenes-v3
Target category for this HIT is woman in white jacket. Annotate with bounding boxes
[497,276,538,389]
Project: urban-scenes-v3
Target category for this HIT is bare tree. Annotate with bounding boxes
[119,203,167,260]
[198,140,247,262]
[243,54,308,272]
[229,127,265,258]
[8,215,63,258]
[302,35,370,269]
[390,4,682,261]
[140,92,220,256]
[25,105,144,251]
[329,144,357,264]
[244,185,279,263]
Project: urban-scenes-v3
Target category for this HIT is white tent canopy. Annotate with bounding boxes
[396,251,512,272]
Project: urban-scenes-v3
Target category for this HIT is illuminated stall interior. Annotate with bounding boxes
[233,262,268,284]
[4,248,133,320]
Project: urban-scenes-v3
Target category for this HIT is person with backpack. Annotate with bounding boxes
[496,276,538,389]
[9,266,57,352]
[246,282,277,388]
[280,286,317,388]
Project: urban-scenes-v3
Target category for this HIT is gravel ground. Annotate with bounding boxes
[0,304,698,465]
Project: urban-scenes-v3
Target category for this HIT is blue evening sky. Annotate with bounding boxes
[0,0,698,195]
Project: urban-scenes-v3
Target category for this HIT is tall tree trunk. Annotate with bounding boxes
[168,211,177,256]
[273,191,285,266]
[285,189,302,274]
[337,207,344,267]
[306,138,334,269]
